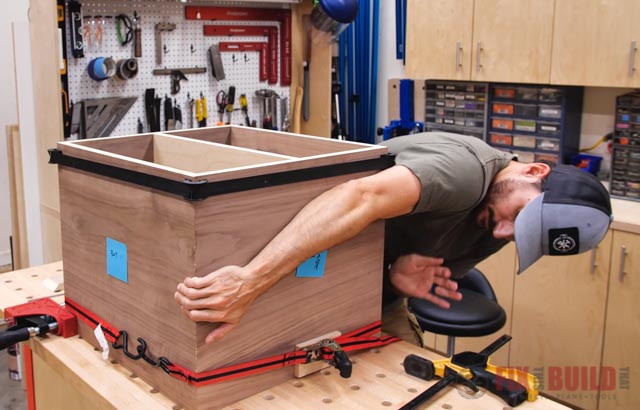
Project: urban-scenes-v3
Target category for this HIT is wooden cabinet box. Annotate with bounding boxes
[50,126,390,410]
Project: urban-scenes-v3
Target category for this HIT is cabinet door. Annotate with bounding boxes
[551,0,640,87]
[599,231,640,410]
[405,0,474,80]
[471,0,554,83]
[510,232,612,410]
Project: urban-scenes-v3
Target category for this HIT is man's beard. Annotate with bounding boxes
[474,178,540,230]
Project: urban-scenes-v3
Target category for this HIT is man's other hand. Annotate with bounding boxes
[389,254,463,308]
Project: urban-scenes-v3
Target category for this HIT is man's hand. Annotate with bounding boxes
[174,266,259,344]
[389,254,462,308]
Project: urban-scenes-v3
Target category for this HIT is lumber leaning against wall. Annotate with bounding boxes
[6,125,29,270]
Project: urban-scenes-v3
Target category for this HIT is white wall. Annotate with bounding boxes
[0,1,30,267]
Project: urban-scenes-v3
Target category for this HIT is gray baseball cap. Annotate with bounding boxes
[514,165,612,274]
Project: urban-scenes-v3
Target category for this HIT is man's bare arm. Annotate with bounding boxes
[175,165,421,342]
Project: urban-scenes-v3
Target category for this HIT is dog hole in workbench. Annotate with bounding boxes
[4,280,11,283]
[263,394,275,401]
[321,370,331,376]
[371,348,381,353]
[408,387,418,393]
[382,401,392,406]
[26,296,33,300]
[129,373,138,379]
[376,373,386,378]
[442,404,452,409]
[322,398,333,404]
[150,388,159,394]
[94,347,100,351]
[350,384,360,390]
[292,381,304,388]
[172,405,182,410]
[14,288,22,291]
[31,274,38,277]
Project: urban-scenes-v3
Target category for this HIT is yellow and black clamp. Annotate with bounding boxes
[401,335,538,409]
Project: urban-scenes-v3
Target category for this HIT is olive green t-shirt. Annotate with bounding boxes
[379,132,516,305]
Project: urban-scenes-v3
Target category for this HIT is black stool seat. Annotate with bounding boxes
[408,289,506,337]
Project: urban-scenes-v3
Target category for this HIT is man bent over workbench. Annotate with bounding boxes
[174,132,612,345]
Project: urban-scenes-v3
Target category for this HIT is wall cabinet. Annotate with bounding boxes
[471,0,554,83]
[407,0,640,88]
[405,0,474,81]
[599,230,640,410]
[406,0,554,84]
[510,227,640,409]
[509,232,612,410]
[551,0,640,87]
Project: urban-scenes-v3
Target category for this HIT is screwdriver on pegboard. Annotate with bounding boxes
[225,86,236,125]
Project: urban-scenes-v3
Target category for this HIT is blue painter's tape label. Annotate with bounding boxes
[106,237,128,283]
[296,251,327,278]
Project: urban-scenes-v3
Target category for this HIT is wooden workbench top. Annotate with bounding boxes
[1,262,569,409]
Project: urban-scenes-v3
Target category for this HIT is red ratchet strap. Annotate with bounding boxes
[65,297,121,343]
[64,297,400,387]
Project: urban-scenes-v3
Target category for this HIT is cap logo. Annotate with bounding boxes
[549,228,579,256]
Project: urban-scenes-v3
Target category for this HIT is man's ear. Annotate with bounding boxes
[523,162,552,179]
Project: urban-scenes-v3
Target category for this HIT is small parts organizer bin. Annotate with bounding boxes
[424,81,489,140]
[487,84,583,165]
[611,91,640,200]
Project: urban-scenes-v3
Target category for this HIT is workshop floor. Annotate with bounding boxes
[0,349,26,410]
[1,263,27,410]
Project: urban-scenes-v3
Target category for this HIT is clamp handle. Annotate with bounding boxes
[0,328,31,351]
[403,354,435,380]
[470,366,528,407]
[331,350,352,378]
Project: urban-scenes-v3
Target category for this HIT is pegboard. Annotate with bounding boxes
[66,0,291,138]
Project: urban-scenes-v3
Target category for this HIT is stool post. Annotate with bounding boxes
[446,336,455,357]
